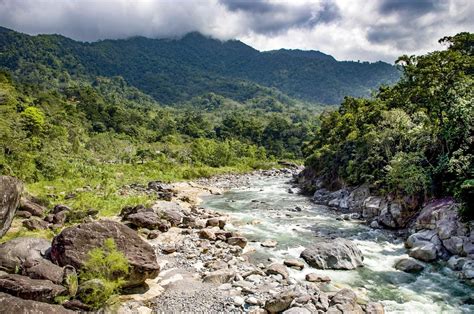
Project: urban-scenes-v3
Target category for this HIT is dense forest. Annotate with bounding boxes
[0,27,399,105]
[303,33,473,217]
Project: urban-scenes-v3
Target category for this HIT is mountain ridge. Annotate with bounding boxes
[0,26,400,104]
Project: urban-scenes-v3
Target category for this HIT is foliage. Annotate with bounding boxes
[78,238,129,309]
[304,32,473,216]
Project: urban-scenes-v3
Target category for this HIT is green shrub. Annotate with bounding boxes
[78,238,129,309]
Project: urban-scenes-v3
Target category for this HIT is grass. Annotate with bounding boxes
[2,159,280,241]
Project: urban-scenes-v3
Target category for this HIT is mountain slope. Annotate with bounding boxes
[0,27,399,105]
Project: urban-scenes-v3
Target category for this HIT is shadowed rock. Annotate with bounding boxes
[0,292,74,314]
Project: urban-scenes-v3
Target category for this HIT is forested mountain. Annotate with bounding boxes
[0,27,399,105]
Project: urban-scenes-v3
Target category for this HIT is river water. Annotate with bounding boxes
[202,175,474,314]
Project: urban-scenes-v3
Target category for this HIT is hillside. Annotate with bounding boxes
[0,27,399,105]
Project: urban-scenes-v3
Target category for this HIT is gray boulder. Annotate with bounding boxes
[50,220,160,287]
[0,176,23,237]
[0,237,51,273]
[22,217,49,231]
[443,236,464,255]
[152,201,184,226]
[394,258,424,273]
[0,292,74,314]
[362,196,384,218]
[22,258,65,284]
[409,242,438,262]
[300,238,364,270]
[0,273,67,303]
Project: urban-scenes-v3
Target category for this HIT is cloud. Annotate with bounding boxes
[218,0,340,35]
[0,0,472,62]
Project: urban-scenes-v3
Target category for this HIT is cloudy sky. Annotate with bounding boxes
[0,0,472,63]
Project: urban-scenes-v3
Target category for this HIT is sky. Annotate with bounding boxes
[0,0,472,63]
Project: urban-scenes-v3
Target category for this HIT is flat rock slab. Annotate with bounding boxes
[0,274,67,303]
[51,220,160,287]
[0,292,74,314]
[0,237,51,273]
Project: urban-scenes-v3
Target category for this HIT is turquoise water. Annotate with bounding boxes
[202,176,474,314]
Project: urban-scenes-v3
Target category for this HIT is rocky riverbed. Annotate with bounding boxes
[1,168,472,313]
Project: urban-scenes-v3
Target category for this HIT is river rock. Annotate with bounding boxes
[52,204,72,215]
[346,185,370,211]
[206,217,225,229]
[0,273,67,303]
[394,258,424,273]
[447,256,467,271]
[415,198,456,231]
[442,236,464,255]
[362,196,384,218]
[0,237,51,273]
[203,269,235,284]
[266,263,289,279]
[300,238,364,270]
[261,239,278,248]
[408,242,437,262]
[0,176,23,237]
[366,302,385,314]
[22,258,64,284]
[152,201,184,226]
[0,292,74,314]
[199,229,216,241]
[50,220,160,287]
[126,211,162,229]
[227,236,247,248]
[283,307,311,314]
[19,198,45,217]
[22,217,49,231]
[462,261,474,279]
[283,259,305,270]
[305,273,331,282]
[264,290,298,313]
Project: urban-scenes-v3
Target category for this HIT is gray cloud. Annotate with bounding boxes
[219,0,340,35]
[378,0,445,16]
[0,0,472,62]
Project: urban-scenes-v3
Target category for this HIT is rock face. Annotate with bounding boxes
[300,238,364,270]
[0,292,74,314]
[50,220,160,287]
[0,237,51,273]
[0,176,23,237]
[0,274,67,303]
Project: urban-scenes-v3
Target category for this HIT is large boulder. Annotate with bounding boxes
[300,238,364,270]
[266,263,289,279]
[0,273,67,303]
[328,288,364,313]
[408,242,438,262]
[0,176,23,237]
[0,237,51,273]
[126,211,162,229]
[50,220,160,287]
[0,292,74,314]
[394,258,424,273]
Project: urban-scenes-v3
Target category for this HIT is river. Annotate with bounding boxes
[202,175,474,314]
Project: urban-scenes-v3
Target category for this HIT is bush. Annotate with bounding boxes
[77,238,129,309]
